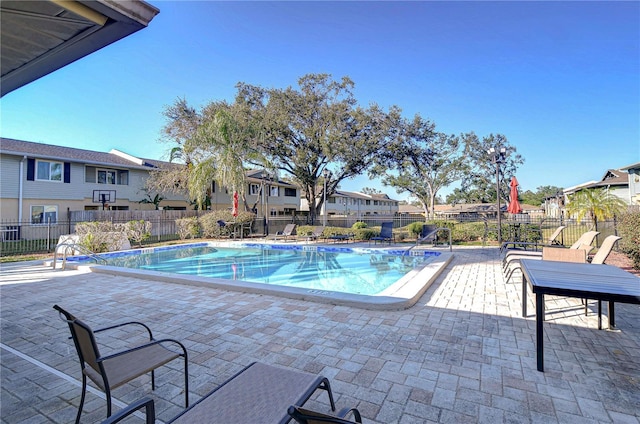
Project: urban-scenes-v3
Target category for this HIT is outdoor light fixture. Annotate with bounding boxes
[488,147,507,244]
[323,169,330,227]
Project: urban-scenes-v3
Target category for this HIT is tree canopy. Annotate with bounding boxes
[445,133,524,205]
[371,114,468,219]
[235,73,398,222]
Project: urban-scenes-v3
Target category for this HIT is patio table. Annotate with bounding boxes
[520,259,640,372]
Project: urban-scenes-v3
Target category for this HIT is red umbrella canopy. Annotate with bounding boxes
[507,176,522,214]
[232,191,239,217]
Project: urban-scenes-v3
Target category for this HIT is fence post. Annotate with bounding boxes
[47,217,51,250]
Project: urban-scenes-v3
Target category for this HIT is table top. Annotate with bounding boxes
[520,259,640,302]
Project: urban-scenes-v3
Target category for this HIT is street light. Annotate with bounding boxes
[323,169,330,226]
[487,147,507,245]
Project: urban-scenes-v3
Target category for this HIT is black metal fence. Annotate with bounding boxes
[0,209,624,257]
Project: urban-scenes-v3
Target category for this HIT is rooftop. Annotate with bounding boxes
[1,246,639,423]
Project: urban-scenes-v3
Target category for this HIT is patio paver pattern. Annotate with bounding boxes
[1,247,639,423]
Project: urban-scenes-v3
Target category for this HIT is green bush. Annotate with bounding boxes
[199,210,255,238]
[75,221,132,252]
[451,221,485,242]
[407,222,425,238]
[351,221,368,230]
[353,228,376,240]
[176,217,200,240]
[618,210,640,269]
[124,220,152,247]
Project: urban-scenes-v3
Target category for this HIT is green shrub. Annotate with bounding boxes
[351,221,368,230]
[176,217,201,240]
[198,210,255,238]
[618,210,640,269]
[451,221,485,242]
[353,228,376,240]
[124,220,152,247]
[407,222,425,238]
[75,221,130,252]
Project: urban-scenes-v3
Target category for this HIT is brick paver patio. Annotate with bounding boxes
[1,246,639,423]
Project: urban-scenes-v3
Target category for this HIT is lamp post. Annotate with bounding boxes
[322,169,330,227]
[487,147,506,245]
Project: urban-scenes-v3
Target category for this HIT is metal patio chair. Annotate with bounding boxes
[53,305,189,424]
[370,222,394,245]
[288,405,363,424]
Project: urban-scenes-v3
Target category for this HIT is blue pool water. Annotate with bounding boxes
[79,244,439,296]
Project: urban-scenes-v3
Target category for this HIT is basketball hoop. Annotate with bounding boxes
[93,190,116,210]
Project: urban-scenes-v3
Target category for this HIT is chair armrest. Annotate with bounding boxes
[94,321,154,340]
[100,397,155,424]
[98,338,188,362]
[337,407,363,423]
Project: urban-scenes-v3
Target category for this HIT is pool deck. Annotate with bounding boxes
[1,245,639,423]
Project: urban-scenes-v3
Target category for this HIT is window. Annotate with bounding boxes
[31,205,57,224]
[269,185,279,197]
[97,169,116,184]
[118,170,128,185]
[249,183,261,195]
[328,197,336,204]
[365,200,371,205]
[36,160,62,182]
[284,188,296,197]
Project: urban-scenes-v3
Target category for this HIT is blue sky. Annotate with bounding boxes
[1,1,638,201]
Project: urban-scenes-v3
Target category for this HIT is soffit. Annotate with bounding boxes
[1,0,159,96]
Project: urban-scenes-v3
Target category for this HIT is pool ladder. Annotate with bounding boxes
[52,242,107,270]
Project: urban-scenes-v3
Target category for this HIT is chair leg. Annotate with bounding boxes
[106,387,112,417]
[184,354,189,407]
[76,374,87,424]
[318,377,336,411]
[151,369,155,391]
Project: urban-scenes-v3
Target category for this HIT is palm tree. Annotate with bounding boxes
[185,105,265,210]
[566,188,627,243]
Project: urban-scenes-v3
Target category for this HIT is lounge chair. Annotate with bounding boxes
[328,232,354,243]
[503,230,599,270]
[416,224,438,245]
[53,305,189,424]
[275,223,297,241]
[370,222,394,245]
[288,405,363,424]
[300,226,325,242]
[100,362,337,424]
[589,235,622,265]
[500,225,566,253]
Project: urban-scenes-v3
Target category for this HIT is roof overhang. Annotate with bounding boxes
[1,0,159,97]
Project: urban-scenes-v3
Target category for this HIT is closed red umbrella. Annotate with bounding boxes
[507,176,522,214]
[232,191,239,217]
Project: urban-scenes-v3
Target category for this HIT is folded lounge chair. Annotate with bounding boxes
[101,362,337,424]
[53,305,189,424]
[370,222,394,245]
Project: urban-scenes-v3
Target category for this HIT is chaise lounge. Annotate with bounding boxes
[101,361,339,424]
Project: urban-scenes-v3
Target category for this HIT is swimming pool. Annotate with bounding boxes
[65,242,453,310]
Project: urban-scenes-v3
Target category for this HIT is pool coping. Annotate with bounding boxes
[53,241,454,310]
